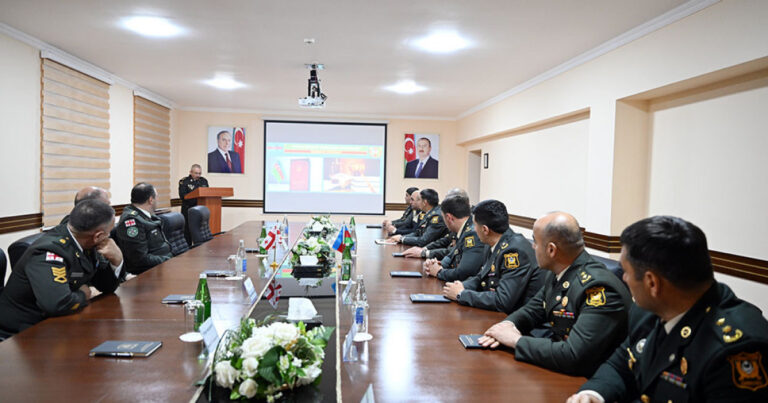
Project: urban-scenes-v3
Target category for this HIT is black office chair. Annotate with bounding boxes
[188,206,213,246]
[0,248,7,295]
[593,255,625,282]
[159,212,189,256]
[8,232,45,271]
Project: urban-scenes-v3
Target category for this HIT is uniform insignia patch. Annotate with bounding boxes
[724,329,744,343]
[130,210,137,215]
[71,303,80,310]
[59,238,67,244]
[127,227,139,238]
[561,296,568,307]
[636,338,646,354]
[627,347,637,370]
[681,357,688,375]
[45,252,64,263]
[491,264,495,272]
[728,352,768,391]
[585,287,606,307]
[419,212,425,220]
[125,219,136,227]
[681,326,692,339]
[481,281,486,287]
[500,242,508,249]
[562,281,570,289]
[51,266,67,283]
[579,271,592,284]
[188,184,194,190]
[431,216,439,224]
[464,236,475,248]
[504,253,519,269]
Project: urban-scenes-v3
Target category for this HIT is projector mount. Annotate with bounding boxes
[299,63,327,108]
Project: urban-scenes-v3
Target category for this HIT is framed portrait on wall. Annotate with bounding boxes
[207,126,245,174]
[404,133,439,179]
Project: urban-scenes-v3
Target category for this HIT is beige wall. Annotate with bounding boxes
[171,110,462,230]
[108,84,134,205]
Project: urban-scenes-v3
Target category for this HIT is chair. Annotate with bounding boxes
[0,248,7,295]
[159,212,189,256]
[592,255,625,282]
[188,206,213,245]
[8,232,45,271]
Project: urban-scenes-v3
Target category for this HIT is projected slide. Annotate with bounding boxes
[264,121,387,214]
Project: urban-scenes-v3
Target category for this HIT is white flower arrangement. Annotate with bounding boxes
[291,236,332,265]
[210,318,334,401]
[304,215,337,240]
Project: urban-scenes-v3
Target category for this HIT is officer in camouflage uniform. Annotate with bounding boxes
[569,216,768,403]
[443,199,542,313]
[178,164,209,243]
[479,211,631,377]
[0,200,123,339]
[423,195,485,282]
[115,183,173,274]
[390,189,448,247]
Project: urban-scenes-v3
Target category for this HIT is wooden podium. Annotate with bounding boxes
[184,187,233,234]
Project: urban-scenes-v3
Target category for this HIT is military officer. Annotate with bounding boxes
[442,199,542,313]
[402,188,469,259]
[0,200,123,339]
[389,189,448,247]
[388,190,423,236]
[423,195,485,282]
[568,216,768,403]
[382,187,418,230]
[479,211,632,377]
[115,182,173,274]
[178,164,209,242]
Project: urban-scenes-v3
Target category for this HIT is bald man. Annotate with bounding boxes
[60,186,111,225]
[478,212,632,377]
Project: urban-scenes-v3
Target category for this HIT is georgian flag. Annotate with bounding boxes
[264,279,282,309]
[260,226,278,250]
[124,219,136,227]
[45,252,64,263]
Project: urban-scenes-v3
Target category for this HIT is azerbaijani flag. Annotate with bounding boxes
[404,133,416,171]
[233,127,245,171]
[271,161,285,182]
[332,224,347,253]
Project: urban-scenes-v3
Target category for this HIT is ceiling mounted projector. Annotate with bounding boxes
[299,63,327,108]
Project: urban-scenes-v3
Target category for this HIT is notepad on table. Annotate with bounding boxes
[410,293,451,303]
[459,334,486,349]
[366,224,383,229]
[161,294,195,304]
[90,341,162,357]
[390,271,422,278]
[374,239,397,245]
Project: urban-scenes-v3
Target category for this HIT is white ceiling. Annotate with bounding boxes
[0,0,692,118]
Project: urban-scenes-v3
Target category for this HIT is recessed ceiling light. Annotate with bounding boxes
[384,80,427,95]
[203,74,247,90]
[412,30,471,53]
[121,16,184,38]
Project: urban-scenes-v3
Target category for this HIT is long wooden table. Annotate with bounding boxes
[0,222,585,402]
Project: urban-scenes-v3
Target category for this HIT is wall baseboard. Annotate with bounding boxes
[0,213,42,234]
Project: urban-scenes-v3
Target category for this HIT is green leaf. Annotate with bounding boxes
[259,365,280,385]
[230,389,241,400]
[259,346,283,368]
[297,321,306,336]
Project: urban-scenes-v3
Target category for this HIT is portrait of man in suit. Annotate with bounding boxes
[404,135,439,179]
[207,128,244,174]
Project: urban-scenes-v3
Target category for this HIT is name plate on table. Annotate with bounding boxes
[390,271,422,278]
[161,294,194,304]
[410,293,451,303]
[459,334,486,349]
[90,340,162,358]
[243,277,258,304]
[200,318,220,351]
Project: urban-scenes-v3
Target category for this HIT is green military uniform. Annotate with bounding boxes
[458,228,542,313]
[391,205,413,228]
[178,175,209,242]
[401,206,448,247]
[422,231,455,259]
[115,205,173,274]
[436,216,485,282]
[506,250,632,377]
[0,223,120,339]
[393,209,423,235]
[580,282,768,402]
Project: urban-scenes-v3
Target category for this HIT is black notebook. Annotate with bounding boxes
[459,334,486,349]
[203,270,232,277]
[161,294,195,304]
[390,271,422,278]
[366,224,383,229]
[90,341,162,357]
[410,293,450,303]
[392,252,405,257]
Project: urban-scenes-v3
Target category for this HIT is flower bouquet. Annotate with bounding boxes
[303,216,336,240]
[290,237,332,266]
[210,318,335,402]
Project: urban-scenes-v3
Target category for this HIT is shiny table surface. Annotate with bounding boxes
[339,226,585,402]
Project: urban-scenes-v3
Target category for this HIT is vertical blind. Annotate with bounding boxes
[133,96,171,208]
[41,58,110,226]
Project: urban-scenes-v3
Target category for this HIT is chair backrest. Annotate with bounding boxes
[159,212,189,255]
[592,254,625,282]
[188,206,213,245]
[0,248,7,295]
[8,232,46,271]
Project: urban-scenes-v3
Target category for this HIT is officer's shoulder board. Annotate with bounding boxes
[579,270,593,285]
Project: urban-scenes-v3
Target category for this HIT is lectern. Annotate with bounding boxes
[184,187,233,234]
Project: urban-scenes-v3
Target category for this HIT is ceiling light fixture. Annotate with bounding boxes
[121,16,184,38]
[412,30,471,53]
[384,80,427,95]
[203,74,247,90]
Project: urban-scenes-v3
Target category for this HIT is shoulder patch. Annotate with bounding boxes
[127,227,139,238]
[124,219,136,227]
[45,252,64,263]
[51,266,67,283]
[431,215,439,224]
[585,286,606,307]
[728,352,768,391]
[579,271,593,284]
[504,253,519,269]
[464,236,475,248]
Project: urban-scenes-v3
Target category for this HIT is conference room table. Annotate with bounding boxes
[0,221,585,402]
